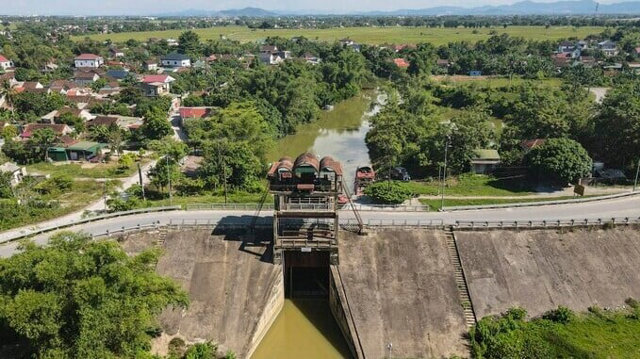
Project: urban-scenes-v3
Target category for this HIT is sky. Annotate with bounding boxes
[1,0,621,15]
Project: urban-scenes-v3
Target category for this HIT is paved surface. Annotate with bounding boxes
[1,194,639,257]
[338,230,468,358]
[456,227,640,318]
[120,229,280,358]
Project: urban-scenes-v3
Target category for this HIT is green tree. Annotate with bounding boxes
[0,171,13,198]
[178,31,201,58]
[28,128,56,162]
[525,138,592,184]
[0,232,188,358]
[141,108,172,142]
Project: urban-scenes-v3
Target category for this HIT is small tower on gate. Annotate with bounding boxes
[267,153,343,265]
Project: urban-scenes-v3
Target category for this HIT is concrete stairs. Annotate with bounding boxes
[445,229,477,328]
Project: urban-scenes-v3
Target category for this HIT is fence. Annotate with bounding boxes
[454,216,640,230]
[1,206,182,244]
[185,203,432,212]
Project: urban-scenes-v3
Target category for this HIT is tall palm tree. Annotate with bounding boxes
[0,79,17,118]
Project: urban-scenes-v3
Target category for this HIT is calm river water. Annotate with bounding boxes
[268,90,383,193]
[251,299,352,359]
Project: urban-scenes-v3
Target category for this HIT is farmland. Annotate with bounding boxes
[73,25,606,45]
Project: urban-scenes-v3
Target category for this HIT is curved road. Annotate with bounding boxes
[0,194,639,257]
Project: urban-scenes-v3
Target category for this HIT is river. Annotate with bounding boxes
[268,90,383,193]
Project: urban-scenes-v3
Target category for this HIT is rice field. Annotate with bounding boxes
[73,25,606,45]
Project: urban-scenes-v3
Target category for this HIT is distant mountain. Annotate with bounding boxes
[157,1,640,17]
[355,0,640,15]
[156,7,277,17]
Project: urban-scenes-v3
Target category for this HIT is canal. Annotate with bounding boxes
[251,299,352,359]
[268,90,383,193]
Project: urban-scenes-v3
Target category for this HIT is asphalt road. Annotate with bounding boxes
[0,194,638,258]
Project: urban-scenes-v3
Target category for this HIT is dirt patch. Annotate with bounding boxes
[338,229,468,358]
[456,227,640,319]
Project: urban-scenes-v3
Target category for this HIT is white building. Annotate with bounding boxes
[0,54,14,71]
[0,162,27,187]
[161,53,191,68]
[74,53,104,68]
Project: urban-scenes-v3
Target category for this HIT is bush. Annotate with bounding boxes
[183,342,217,359]
[364,181,414,204]
[542,306,574,324]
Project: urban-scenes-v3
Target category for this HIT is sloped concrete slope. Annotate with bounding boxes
[456,227,640,318]
[121,230,282,357]
[338,230,468,358]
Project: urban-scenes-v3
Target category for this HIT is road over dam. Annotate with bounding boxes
[0,193,639,257]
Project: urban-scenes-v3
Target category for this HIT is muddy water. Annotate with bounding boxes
[251,299,352,359]
[268,91,384,193]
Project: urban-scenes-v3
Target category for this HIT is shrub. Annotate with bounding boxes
[542,306,574,324]
[364,181,414,204]
[525,138,592,184]
[183,342,217,359]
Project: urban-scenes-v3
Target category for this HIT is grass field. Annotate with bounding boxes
[406,174,539,197]
[74,25,606,45]
[419,196,586,210]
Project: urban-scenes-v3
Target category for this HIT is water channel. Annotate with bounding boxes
[254,91,383,359]
[267,90,383,193]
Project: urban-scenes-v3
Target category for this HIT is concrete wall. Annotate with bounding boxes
[119,230,282,358]
[456,227,640,318]
[338,229,469,358]
[329,265,365,359]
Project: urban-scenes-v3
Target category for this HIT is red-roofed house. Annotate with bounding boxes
[20,123,72,139]
[0,54,14,71]
[393,58,410,69]
[74,53,104,68]
[140,74,175,97]
[179,107,214,124]
[521,139,546,152]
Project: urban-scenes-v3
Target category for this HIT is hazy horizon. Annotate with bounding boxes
[0,0,626,16]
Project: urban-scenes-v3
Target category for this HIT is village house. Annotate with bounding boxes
[108,48,125,58]
[259,45,291,65]
[41,107,93,123]
[339,38,361,52]
[598,40,618,57]
[140,74,175,97]
[161,53,191,68]
[0,54,14,71]
[74,53,104,68]
[73,70,100,86]
[16,82,49,94]
[470,149,501,174]
[393,58,410,69]
[143,59,159,72]
[20,123,73,139]
[105,69,130,81]
[178,106,215,125]
[0,162,27,187]
[303,53,321,65]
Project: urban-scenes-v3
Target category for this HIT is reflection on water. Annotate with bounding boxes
[268,90,383,193]
[251,299,352,359]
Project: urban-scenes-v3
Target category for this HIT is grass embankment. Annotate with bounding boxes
[420,196,587,210]
[138,192,271,208]
[407,174,538,197]
[0,179,120,231]
[26,161,143,179]
[472,303,640,358]
[74,25,605,46]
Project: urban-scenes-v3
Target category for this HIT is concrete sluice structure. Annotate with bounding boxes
[115,224,640,358]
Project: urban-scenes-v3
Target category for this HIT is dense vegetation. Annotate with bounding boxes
[471,302,640,358]
[0,232,189,358]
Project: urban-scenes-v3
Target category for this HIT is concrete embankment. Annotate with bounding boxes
[337,229,469,358]
[119,229,283,358]
[456,226,640,318]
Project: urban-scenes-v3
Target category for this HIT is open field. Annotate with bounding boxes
[74,25,606,45]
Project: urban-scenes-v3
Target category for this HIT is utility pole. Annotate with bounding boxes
[166,155,172,206]
[634,158,640,192]
[137,162,145,200]
[440,136,450,211]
